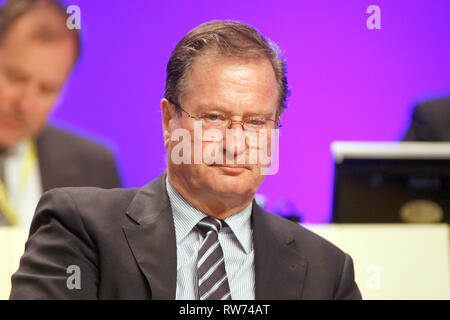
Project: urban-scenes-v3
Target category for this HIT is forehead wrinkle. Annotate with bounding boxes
[185,55,278,113]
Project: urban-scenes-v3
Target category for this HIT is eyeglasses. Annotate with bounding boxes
[169,101,282,131]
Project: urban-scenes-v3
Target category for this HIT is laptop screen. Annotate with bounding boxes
[331,142,450,223]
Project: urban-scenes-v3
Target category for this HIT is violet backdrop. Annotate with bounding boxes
[7,0,449,222]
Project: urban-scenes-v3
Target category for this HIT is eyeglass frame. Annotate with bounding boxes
[167,100,282,130]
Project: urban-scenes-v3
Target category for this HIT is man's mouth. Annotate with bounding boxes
[215,164,246,168]
[211,164,248,175]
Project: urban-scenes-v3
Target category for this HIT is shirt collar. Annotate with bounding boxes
[2,139,28,158]
[166,177,253,254]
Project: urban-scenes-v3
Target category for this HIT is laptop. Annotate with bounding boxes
[331,142,450,223]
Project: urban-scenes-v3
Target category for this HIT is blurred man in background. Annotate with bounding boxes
[403,96,450,141]
[0,0,121,227]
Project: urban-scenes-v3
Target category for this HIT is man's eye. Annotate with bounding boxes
[3,69,26,83]
[40,85,60,95]
[205,114,222,121]
[247,119,266,125]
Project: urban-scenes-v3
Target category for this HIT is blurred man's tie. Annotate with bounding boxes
[196,216,232,300]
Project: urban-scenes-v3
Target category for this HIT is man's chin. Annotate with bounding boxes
[0,133,26,149]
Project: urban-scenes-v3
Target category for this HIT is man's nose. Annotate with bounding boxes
[224,124,246,157]
[15,84,38,112]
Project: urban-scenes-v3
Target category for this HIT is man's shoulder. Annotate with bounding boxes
[257,208,346,257]
[46,185,137,205]
[33,173,166,229]
[36,125,122,189]
[254,207,362,300]
[33,186,138,230]
[37,125,115,158]
[415,97,450,118]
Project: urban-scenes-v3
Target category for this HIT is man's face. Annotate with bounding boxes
[0,12,77,148]
[164,52,279,201]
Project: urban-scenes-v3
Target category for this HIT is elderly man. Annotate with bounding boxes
[10,21,361,300]
[0,0,121,227]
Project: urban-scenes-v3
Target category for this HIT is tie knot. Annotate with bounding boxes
[196,216,225,237]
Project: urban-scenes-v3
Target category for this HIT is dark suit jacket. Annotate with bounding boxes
[403,97,450,141]
[36,126,121,190]
[10,173,361,300]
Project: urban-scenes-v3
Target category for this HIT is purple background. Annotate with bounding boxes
[10,0,450,222]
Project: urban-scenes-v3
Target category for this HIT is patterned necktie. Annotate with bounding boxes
[196,216,232,300]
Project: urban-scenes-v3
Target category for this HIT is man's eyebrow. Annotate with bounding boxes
[196,104,275,118]
[245,112,274,118]
[196,104,227,111]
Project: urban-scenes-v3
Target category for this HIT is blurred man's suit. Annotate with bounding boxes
[36,126,121,191]
[9,172,361,300]
[0,125,121,227]
[404,97,450,141]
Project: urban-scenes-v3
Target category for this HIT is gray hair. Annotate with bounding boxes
[164,20,289,119]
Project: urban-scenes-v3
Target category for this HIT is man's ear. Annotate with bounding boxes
[161,98,174,148]
[277,112,282,128]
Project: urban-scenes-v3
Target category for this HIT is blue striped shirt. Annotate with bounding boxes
[166,177,255,300]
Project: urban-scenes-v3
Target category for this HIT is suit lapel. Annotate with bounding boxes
[122,172,177,300]
[253,203,308,299]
